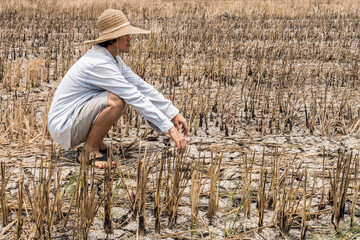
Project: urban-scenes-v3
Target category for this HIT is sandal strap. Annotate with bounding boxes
[76,149,109,165]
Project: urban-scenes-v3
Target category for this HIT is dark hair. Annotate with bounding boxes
[98,39,117,48]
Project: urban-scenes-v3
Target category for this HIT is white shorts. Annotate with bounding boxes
[70,91,108,147]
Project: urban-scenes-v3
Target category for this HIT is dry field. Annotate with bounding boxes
[1,0,360,239]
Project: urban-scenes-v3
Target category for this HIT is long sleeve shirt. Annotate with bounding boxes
[48,44,179,150]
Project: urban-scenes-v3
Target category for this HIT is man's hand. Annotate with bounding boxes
[169,126,186,153]
[172,113,189,136]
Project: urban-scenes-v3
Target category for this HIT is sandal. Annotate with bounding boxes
[77,146,116,156]
[75,149,115,167]
[99,147,118,156]
[99,148,109,155]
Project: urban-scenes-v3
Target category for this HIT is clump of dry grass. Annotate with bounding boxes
[329,152,354,230]
[241,151,254,218]
[22,157,62,239]
[136,144,151,235]
[207,150,222,220]
[1,162,9,226]
[256,148,267,229]
[164,149,192,228]
[276,159,303,236]
[68,151,101,239]
[190,155,206,230]
[154,150,165,234]
[15,163,23,239]
[104,161,114,234]
[26,58,42,89]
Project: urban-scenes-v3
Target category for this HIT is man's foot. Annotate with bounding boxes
[77,150,116,169]
[90,151,116,168]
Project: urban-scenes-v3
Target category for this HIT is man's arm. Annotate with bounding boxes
[118,58,179,120]
[117,58,188,152]
[86,62,174,134]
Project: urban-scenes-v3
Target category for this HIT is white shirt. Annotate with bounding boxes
[48,45,179,150]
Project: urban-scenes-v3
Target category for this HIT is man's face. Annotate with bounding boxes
[116,34,131,53]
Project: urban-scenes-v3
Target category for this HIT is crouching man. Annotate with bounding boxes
[48,9,188,168]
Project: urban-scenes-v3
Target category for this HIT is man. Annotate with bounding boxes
[48,9,188,168]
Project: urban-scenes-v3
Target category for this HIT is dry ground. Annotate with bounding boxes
[1,0,360,239]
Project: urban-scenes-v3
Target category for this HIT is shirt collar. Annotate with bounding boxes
[92,44,118,64]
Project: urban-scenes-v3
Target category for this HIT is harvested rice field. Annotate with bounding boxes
[1,0,360,239]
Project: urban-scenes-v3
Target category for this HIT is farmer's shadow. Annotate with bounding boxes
[58,146,138,167]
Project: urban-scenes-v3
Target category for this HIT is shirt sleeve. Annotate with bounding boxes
[86,61,174,134]
[117,58,179,121]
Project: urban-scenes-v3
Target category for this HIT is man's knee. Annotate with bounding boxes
[108,92,126,112]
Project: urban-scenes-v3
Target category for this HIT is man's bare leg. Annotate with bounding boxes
[83,92,126,168]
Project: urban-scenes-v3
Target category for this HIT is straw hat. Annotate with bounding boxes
[84,9,150,45]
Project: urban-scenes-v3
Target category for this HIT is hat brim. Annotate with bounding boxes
[84,25,150,45]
